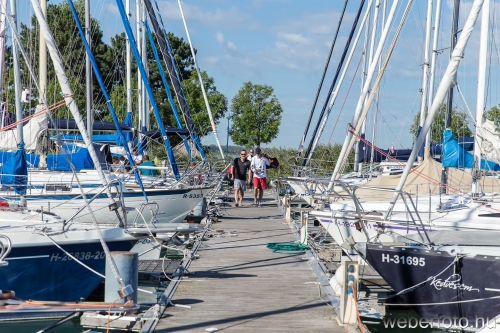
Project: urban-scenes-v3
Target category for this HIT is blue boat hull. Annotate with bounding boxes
[1,239,137,302]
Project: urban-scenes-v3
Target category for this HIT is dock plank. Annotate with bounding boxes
[155,195,345,332]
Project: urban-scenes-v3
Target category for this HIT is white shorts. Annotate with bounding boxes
[234,179,246,191]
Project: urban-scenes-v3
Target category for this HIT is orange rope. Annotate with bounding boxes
[352,284,364,333]
[347,124,464,195]
[0,98,68,133]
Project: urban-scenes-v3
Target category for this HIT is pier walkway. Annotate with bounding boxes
[155,194,344,332]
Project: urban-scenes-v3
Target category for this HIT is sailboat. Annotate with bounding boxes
[0,0,154,302]
[335,0,500,328]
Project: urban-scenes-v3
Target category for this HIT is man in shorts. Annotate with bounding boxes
[250,147,270,207]
[232,149,252,207]
[247,149,254,188]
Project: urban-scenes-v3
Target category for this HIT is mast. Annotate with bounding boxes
[30,0,114,198]
[369,0,386,175]
[441,0,460,193]
[136,0,142,150]
[126,0,132,142]
[141,1,148,144]
[386,0,484,216]
[145,22,192,158]
[329,0,400,181]
[39,0,47,104]
[355,5,372,173]
[85,0,93,144]
[294,0,349,166]
[357,0,380,174]
[0,0,8,106]
[472,0,490,194]
[115,0,180,179]
[177,0,225,159]
[417,0,433,162]
[9,0,25,206]
[426,0,443,151]
[303,0,372,166]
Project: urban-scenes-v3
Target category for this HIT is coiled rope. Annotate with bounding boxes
[266,242,309,254]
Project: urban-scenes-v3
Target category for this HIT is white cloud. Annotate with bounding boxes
[226,41,237,51]
[276,32,308,44]
[106,3,119,17]
[157,1,251,28]
[215,31,238,53]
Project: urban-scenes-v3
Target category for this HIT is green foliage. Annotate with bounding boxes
[410,104,472,143]
[7,0,225,142]
[485,104,500,126]
[230,82,282,147]
[182,71,228,136]
[260,144,354,180]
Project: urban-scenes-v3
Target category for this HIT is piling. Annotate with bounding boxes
[105,251,138,304]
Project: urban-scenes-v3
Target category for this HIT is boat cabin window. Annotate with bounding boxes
[45,184,71,192]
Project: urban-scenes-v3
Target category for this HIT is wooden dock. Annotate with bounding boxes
[155,194,345,332]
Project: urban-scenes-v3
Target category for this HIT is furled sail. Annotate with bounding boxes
[0,113,46,151]
[475,119,500,165]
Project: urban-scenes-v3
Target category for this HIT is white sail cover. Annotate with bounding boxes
[0,113,46,150]
[476,119,500,164]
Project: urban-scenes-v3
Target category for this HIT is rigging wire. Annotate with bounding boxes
[294,0,349,164]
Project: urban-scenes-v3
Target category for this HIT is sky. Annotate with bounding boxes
[18,0,500,151]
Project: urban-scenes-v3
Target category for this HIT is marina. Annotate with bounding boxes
[3,0,500,332]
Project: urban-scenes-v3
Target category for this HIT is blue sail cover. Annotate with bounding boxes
[1,149,28,195]
[442,129,500,171]
[47,145,95,171]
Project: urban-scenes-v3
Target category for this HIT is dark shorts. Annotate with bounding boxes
[253,177,267,190]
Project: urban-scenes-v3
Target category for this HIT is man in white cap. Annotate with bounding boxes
[250,147,270,207]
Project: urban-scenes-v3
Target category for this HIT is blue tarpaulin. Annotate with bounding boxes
[1,149,28,195]
[442,129,500,171]
[47,145,95,171]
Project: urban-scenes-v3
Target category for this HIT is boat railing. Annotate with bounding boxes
[62,180,126,229]
[0,234,11,267]
[350,185,432,245]
[131,201,160,227]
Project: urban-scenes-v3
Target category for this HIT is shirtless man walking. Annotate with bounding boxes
[232,149,252,207]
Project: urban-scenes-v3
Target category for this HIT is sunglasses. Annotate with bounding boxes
[240,153,246,155]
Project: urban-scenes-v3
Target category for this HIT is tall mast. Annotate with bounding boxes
[386,0,484,216]
[441,0,460,193]
[355,5,372,173]
[369,0,386,175]
[426,0,443,150]
[10,0,24,205]
[417,0,433,162]
[136,0,142,148]
[177,0,225,159]
[9,0,21,143]
[472,0,490,194]
[39,0,47,104]
[330,0,400,181]
[294,0,349,166]
[85,0,93,144]
[358,0,380,174]
[126,0,132,119]
[303,0,373,167]
[0,0,8,108]
[141,1,148,139]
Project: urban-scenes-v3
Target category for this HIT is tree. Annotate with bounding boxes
[229,82,282,147]
[485,104,500,128]
[410,104,472,143]
[6,0,226,145]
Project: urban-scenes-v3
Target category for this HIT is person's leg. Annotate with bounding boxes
[253,178,258,205]
[258,177,266,206]
[234,188,240,206]
[239,185,245,205]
